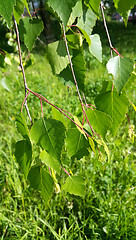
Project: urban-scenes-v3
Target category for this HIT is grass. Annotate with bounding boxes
[0,20,136,239]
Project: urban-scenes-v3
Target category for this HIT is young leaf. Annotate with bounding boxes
[48,0,78,27]
[0,0,16,27]
[16,114,29,138]
[19,18,44,51]
[89,34,102,62]
[40,150,60,174]
[87,109,112,140]
[107,56,133,93]
[63,175,85,197]
[95,91,129,135]
[28,165,54,203]
[15,139,32,178]
[66,124,89,158]
[30,117,66,162]
[46,40,72,75]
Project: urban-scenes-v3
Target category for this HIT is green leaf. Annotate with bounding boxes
[40,150,60,174]
[15,139,32,178]
[0,0,16,27]
[48,0,78,27]
[16,114,29,138]
[114,0,136,25]
[13,0,25,24]
[28,166,54,203]
[95,91,129,135]
[22,0,31,17]
[89,34,102,62]
[85,0,101,15]
[30,117,65,162]
[66,34,82,49]
[67,0,83,26]
[87,109,112,140]
[19,18,44,51]
[0,77,13,92]
[107,56,133,93]
[59,49,85,91]
[14,0,31,24]
[63,175,85,197]
[46,40,72,75]
[52,107,67,127]
[66,124,89,158]
[77,8,97,42]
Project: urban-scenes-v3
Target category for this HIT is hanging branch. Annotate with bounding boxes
[100,2,113,57]
[13,16,33,125]
[62,24,83,106]
[100,2,123,58]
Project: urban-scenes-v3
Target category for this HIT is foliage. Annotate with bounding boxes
[0,0,136,238]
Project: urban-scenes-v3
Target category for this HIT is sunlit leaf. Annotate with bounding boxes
[30,117,65,162]
[95,91,129,135]
[87,109,112,140]
[63,175,85,197]
[107,56,133,93]
[46,40,72,75]
[48,0,78,27]
[40,150,60,174]
[67,0,83,26]
[19,18,44,51]
[52,107,67,127]
[77,8,97,44]
[89,34,102,62]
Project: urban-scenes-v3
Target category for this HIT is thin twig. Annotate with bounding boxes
[62,24,83,106]
[25,87,92,138]
[100,2,113,57]
[13,16,33,125]
[31,0,38,19]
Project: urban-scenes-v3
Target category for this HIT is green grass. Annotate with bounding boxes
[0,21,136,239]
